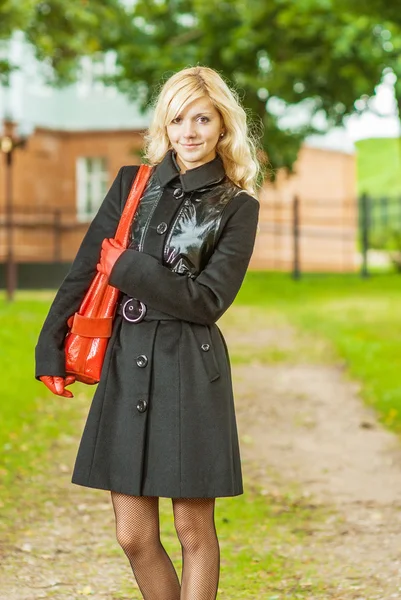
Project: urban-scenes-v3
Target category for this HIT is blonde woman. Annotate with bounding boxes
[36,65,261,599]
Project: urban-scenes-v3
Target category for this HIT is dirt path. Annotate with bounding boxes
[235,363,401,597]
[226,308,401,599]
[2,309,401,598]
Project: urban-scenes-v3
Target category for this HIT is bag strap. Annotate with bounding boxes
[114,164,154,247]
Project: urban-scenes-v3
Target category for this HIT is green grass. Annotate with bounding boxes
[0,292,88,487]
[105,481,334,599]
[3,273,401,482]
[0,289,337,599]
[356,137,401,197]
[2,277,401,597]
[160,482,333,599]
[238,270,401,431]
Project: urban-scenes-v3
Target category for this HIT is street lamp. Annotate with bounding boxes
[0,118,27,302]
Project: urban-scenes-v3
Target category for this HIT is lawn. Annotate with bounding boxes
[0,288,334,598]
[1,274,401,598]
[0,293,86,487]
[238,271,401,432]
[2,272,401,482]
[356,137,401,198]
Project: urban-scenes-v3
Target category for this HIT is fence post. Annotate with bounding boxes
[380,196,388,229]
[399,194,401,231]
[360,193,369,278]
[292,195,300,280]
[53,209,62,261]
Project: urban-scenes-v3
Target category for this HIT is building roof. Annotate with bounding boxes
[0,33,152,134]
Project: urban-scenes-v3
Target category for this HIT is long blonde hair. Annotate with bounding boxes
[142,66,262,196]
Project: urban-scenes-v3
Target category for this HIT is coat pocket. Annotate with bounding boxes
[192,324,221,382]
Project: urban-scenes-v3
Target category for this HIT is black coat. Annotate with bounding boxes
[35,149,260,498]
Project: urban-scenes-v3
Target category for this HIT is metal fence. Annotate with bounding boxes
[256,195,358,276]
[0,196,399,284]
[0,205,88,263]
[359,193,401,276]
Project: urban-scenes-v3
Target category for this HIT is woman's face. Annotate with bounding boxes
[166,96,224,173]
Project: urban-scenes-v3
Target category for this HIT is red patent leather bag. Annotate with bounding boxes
[64,164,153,385]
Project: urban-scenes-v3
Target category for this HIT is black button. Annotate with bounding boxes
[136,399,148,413]
[173,188,184,199]
[136,354,148,368]
[201,343,210,352]
[156,222,168,234]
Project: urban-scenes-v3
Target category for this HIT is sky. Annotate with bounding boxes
[306,72,400,153]
[346,72,400,140]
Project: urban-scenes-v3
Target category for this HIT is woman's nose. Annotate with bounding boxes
[182,120,196,138]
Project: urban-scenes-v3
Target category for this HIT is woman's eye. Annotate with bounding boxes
[171,116,210,124]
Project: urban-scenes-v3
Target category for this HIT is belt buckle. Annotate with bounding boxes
[121,298,147,323]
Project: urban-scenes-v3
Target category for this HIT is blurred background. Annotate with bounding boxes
[2,2,401,598]
[1,0,401,289]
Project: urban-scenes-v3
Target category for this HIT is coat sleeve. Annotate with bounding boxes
[108,194,260,325]
[34,166,138,380]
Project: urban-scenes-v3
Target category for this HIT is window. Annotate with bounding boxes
[76,157,108,221]
[76,52,119,98]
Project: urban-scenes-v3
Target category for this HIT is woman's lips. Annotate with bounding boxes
[181,143,201,148]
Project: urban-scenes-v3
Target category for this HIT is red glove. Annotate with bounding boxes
[39,375,76,398]
[96,238,125,276]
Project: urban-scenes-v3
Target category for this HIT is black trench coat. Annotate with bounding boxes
[35,149,260,498]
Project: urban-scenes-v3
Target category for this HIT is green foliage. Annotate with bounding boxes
[337,0,401,27]
[2,0,401,174]
[0,0,33,36]
[0,0,128,85]
[26,0,128,84]
[113,0,399,175]
[0,0,33,82]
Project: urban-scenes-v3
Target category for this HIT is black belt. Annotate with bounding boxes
[116,296,220,381]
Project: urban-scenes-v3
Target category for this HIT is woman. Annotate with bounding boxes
[35,65,261,600]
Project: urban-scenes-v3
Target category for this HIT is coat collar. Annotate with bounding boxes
[154,148,226,192]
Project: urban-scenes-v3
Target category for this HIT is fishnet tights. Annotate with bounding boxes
[111,492,220,600]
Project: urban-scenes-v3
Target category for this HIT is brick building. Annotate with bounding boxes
[0,124,146,263]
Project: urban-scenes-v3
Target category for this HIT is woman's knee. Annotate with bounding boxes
[173,499,216,551]
[115,525,143,555]
[111,493,160,556]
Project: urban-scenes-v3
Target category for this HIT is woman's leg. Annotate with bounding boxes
[172,498,220,600]
[111,492,181,600]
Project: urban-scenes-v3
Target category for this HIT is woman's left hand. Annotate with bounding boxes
[97,238,125,276]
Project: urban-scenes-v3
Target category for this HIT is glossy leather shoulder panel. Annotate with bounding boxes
[128,172,243,277]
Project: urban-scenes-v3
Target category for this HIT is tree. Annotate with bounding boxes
[0,0,32,81]
[336,0,401,129]
[107,0,399,176]
[0,0,127,84]
[2,0,400,176]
